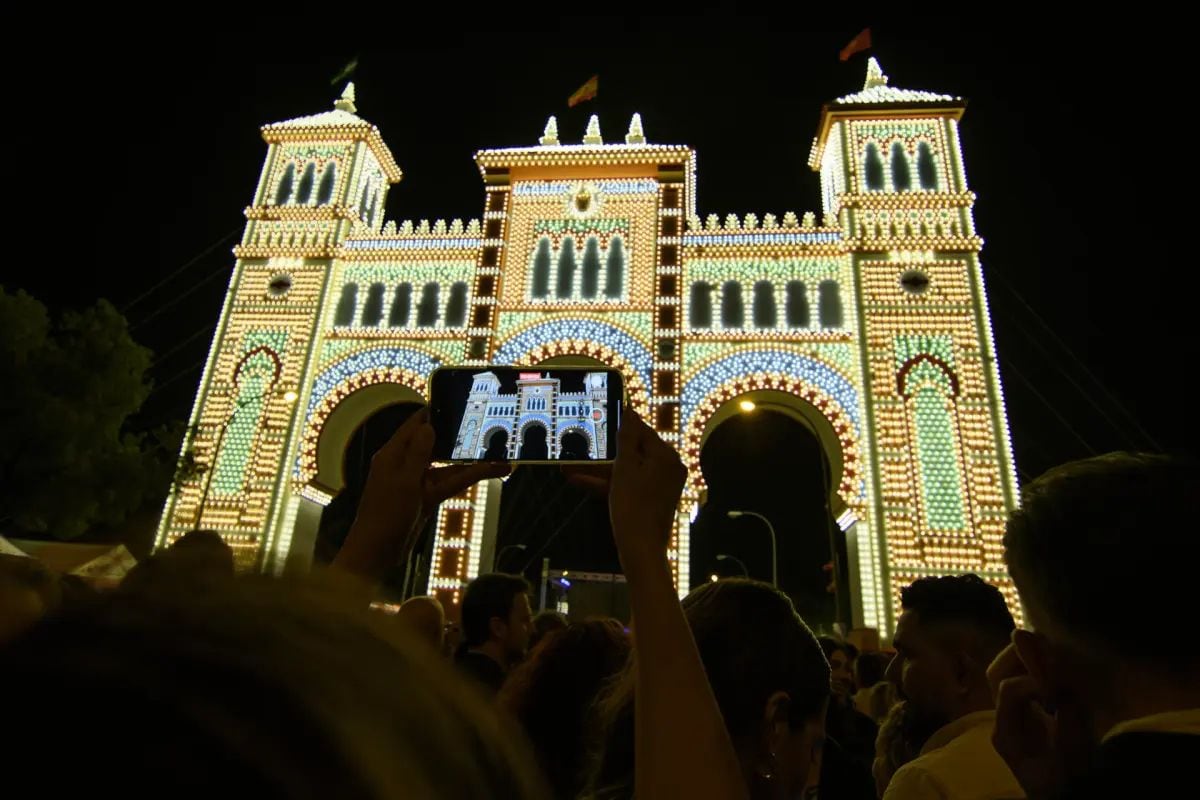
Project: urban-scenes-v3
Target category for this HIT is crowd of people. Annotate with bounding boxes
[2,406,1197,798]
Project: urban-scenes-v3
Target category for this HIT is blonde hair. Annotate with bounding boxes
[2,572,548,799]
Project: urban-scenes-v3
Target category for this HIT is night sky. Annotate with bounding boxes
[6,20,1194,603]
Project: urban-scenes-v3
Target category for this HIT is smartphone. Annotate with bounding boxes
[429,366,623,463]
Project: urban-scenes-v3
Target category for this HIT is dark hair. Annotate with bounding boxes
[900,574,1015,662]
[461,573,531,647]
[818,636,852,664]
[855,651,888,691]
[501,619,630,798]
[528,610,568,652]
[590,579,830,790]
[0,574,548,798]
[1005,452,1200,663]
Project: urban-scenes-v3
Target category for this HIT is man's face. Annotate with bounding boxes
[502,592,533,659]
[828,648,854,697]
[885,610,959,729]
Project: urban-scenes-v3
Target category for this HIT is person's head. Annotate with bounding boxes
[854,651,888,695]
[0,573,548,798]
[872,700,933,798]
[593,579,830,799]
[396,595,445,652]
[0,555,60,644]
[818,637,855,698]
[1004,453,1200,726]
[461,573,533,662]
[528,609,567,652]
[122,529,235,593]
[885,574,1014,731]
[501,619,630,798]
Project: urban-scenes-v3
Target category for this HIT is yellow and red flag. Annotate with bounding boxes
[568,75,599,108]
[839,28,872,62]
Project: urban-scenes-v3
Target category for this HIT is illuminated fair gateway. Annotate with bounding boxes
[158,59,1019,634]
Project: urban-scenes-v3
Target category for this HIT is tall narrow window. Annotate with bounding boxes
[752,281,776,328]
[416,283,440,327]
[445,282,468,327]
[531,237,551,298]
[296,162,316,205]
[689,282,713,329]
[274,163,295,205]
[389,284,412,327]
[891,142,912,192]
[818,280,843,328]
[361,283,386,327]
[556,236,576,298]
[721,281,744,328]
[864,143,884,191]
[605,236,625,298]
[785,281,809,327]
[333,283,357,326]
[317,162,338,204]
[917,142,937,190]
[581,236,601,298]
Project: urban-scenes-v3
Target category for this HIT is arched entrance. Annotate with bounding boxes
[560,430,591,460]
[482,427,509,460]
[519,423,549,459]
[686,387,859,635]
[691,403,840,632]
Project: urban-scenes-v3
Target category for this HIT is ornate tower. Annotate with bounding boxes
[810,58,1020,617]
[156,85,402,571]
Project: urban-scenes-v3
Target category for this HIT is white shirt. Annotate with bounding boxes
[882,710,1024,800]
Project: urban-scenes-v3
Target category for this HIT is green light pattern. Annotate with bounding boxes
[342,261,475,285]
[913,387,966,530]
[212,331,288,496]
[686,257,843,284]
[534,219,629,236]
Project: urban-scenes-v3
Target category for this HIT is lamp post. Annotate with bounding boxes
[727,510,777,587]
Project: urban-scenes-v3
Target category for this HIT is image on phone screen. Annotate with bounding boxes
[429,366,623,463]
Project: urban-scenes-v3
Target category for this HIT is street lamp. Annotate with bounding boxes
[727,510,777,587]
[716,553,749,578]
[494,543,528,572]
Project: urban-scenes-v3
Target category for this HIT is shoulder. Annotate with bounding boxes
[882,759,944,800]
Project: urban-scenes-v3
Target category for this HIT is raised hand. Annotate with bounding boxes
[988,637,1063,800]
[607,410,686,570]
[335,408,510,584]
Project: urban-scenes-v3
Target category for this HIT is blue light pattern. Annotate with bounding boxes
[493,319,653,389]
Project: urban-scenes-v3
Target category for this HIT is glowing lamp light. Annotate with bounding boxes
[710,573,719,583]
[283,390,299,404]
[739,400,756,412]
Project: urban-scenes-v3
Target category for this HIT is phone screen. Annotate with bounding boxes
[429,366,623,463]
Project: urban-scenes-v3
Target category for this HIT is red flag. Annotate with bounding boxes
[839,28,872,62]
[568,75,599,108]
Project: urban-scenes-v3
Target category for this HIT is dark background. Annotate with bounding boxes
[4,19,1193,621]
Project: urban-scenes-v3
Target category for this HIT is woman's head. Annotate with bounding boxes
[501,618,630,798]
[1,573,548,799]
[872,700,933,797]
[593,579,830,798]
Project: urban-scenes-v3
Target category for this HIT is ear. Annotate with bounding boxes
[760,690,792,761]
[488,615,508,642]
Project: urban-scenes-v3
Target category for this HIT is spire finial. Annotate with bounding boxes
[625,112,645,145]
[583,114,603,145]
[539,115,560,146]
[864,58,888,90]
[334,82,357,113]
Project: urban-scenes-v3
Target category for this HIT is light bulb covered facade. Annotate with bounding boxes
[157,62,1020,632]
